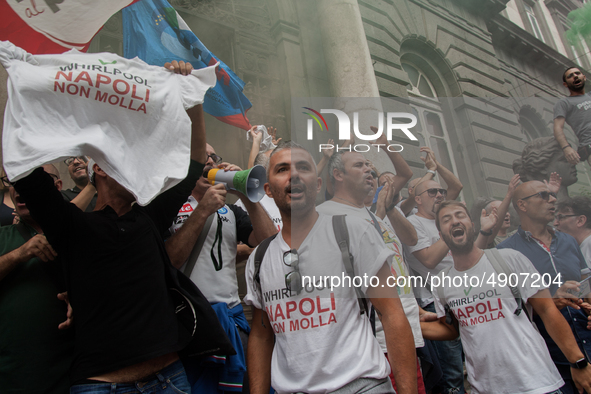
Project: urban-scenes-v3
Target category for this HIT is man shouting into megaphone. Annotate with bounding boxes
[165,143,277,392]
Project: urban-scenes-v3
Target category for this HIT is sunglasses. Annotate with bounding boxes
[520,191,557,201]
[555,214,577,221]
[207,153,223,165]
[283,249,302,294]
[64,156,88,166]
[417,188,447,198]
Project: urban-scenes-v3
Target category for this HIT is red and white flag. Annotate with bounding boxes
[0,0,139,54]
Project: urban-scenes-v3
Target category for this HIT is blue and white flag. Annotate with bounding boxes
[123,0,252,129]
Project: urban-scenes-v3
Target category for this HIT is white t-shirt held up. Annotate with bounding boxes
[0,40,216,205]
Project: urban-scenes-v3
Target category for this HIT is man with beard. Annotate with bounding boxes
[422,200,591,394]
[245,141,417,394]
[61,155,97,212]
[402,178,466,394]
[554,67,591,166]
[498,180,591,394]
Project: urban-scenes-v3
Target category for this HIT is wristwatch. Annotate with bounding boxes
[426,169,436,175]
[479,229,493,236]
[570,357,588,369]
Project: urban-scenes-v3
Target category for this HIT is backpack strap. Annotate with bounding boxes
[183,213,215,277]
[254,233,278,287]
[366,209,384,238]
[484,249,530,321]
[332,215,369,316]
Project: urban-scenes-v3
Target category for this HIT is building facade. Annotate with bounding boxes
[11,0,591,201]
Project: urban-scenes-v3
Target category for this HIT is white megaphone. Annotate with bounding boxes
[205,164,267,203]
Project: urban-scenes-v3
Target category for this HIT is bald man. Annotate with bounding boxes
[498,180,591,394]
[402,174,465,394]
[0,164,74,394]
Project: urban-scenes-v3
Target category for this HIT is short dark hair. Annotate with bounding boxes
[267,140,315,178]
[557,196,591,229]
[435,200,471,231]
[563,67,579,83]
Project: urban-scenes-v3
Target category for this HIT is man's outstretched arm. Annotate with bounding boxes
[554,117,580,165]
[531,291,591,392]
[248,306,274,394]
[369,263,418,394]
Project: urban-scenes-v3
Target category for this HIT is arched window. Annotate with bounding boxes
[401,61,463,200]
[402,63,437,98]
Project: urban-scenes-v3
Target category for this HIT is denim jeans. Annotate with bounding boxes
[424,302,465,394]
[70,360,190,394]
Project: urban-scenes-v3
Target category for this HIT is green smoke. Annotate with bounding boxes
[566,3,591,46]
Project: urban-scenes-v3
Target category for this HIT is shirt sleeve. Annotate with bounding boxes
[431,287,447,319]
[243,250,264,310]
[406,217,431,254]
[0,40,39,68]
[497,249,546,300]
[348,217,395,294]
[228,204,254,246]
[178,65,218,110]
[553,98,568,120]
[143,160,203,236]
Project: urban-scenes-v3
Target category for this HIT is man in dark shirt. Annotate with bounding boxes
[14,61,209,394]
[61,155,97,212]
[0,164,74,394]
[498,180,591,394]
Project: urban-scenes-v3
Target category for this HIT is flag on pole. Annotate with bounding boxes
[0,0,139,54]
[122,0,252,130]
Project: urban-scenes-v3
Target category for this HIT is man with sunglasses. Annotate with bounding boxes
[166,142,276,392]
[245,142,417,394]
[403,176,466,394]
[554,196,591,265]
[61,155,97,212]
[0,164,74,394]
[422,200,591,394]
[498,181,591,394]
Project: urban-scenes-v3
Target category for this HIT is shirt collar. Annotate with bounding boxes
[517,225,555,241]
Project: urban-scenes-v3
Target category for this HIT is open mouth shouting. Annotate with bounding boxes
[450,224,466,242]
[288,183,305,200]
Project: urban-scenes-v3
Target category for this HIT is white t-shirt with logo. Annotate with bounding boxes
[0,40,216,205]
[244,214,393,394]
[404,214,454,304]
[433,249,563,394]
[317,201,423,349]
[235,194,282,231]
[169,196,253,308]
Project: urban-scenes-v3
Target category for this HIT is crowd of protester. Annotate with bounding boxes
[3,58,591,394]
